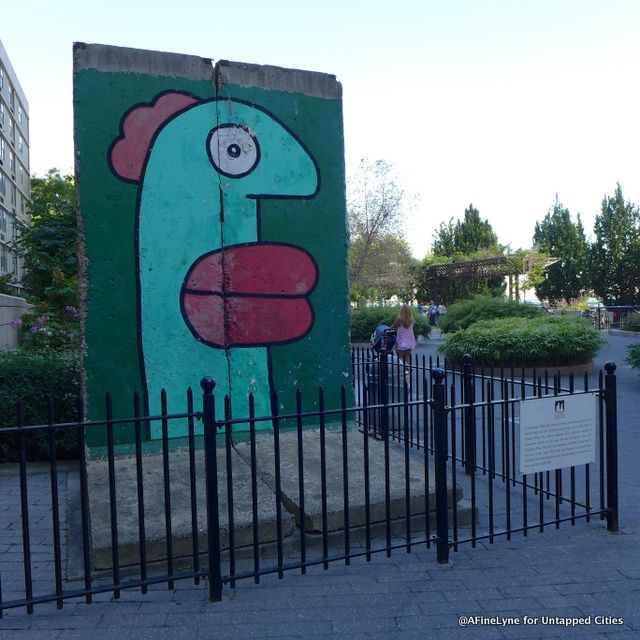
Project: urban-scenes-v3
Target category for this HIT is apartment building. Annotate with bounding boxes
[0,39,30,294]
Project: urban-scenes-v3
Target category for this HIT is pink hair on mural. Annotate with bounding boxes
[109,92,199,182]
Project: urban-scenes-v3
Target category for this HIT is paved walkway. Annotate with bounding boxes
[1,333,639,639]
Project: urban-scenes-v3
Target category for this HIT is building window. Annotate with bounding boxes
[8,85,15,110]
[0,171,5,196]
[17,105,22,125]
[9,117,15,141]
[0,102,4,127]
[8,150,14,173]
[18,134,23,153]
[0,66,3,89]
[0,207,6,232]
[11,183,16,205]
[0,246,7,272]
[0,138,4,162]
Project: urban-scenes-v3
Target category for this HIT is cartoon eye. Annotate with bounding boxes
[208,125,260,177]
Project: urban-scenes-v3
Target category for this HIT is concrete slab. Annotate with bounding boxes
[86,444,295,570]
[233,427,463,533]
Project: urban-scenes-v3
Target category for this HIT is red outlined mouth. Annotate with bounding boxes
[180,243,318,348]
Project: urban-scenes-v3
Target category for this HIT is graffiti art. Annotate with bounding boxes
[108,92,321,434]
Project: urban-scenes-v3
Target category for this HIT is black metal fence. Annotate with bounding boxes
[0,350,619,615]
[584,304,640,331]
[352,348,619,547]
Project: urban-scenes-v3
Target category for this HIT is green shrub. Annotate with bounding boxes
[350,306,430,343]
[622,313,640,332]
[438,295,541,334]
[0,350,81,462]
[626,343,640,371]
[438,316,605,366]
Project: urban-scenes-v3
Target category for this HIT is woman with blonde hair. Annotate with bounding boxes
[391,304,416,368]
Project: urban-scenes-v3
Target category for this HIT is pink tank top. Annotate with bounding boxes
[395,322,416,350]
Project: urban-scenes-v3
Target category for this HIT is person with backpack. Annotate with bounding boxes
[428,301,438,326]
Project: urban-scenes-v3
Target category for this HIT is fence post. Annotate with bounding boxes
[597,305,603,330]
[604,362,619,532]
[379,347,390,440]
[432,368,449,564]
[201,377,223,601]
[463,354,475,476]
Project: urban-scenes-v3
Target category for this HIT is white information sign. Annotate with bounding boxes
[519,393,597,475]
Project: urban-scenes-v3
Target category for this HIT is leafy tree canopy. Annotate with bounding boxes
[432,204,500,257]
[349,234,416,304]
[347,158,412,302]
[590,183,640,304]
[15,169,79,353]
[18,169,77,304]
[420,206,503,304]
[533,196,589,304]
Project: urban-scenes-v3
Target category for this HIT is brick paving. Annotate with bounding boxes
[0,334,639,639]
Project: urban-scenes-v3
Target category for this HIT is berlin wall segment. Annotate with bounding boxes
[73,44,352,447]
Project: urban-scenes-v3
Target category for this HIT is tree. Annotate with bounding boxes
[433,204,499,257]
[532,197,589,304]
[420,205,504,304]
[590,184,640,304]
[347,158,409,301]
[349,234,416,303]
[18,169,78,304]
[15,169,79,353]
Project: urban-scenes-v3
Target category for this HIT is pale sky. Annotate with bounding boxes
[2,0,639,257]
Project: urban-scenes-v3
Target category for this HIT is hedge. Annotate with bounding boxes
[437,295,541,334]
[438,316,605,366]
[0,350,81,462]
[350,306,430,343]
[626,343,640,371]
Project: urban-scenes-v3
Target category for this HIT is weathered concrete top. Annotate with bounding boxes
[73,42,214,80]
[215,60,341,99]
[72,43,341,99]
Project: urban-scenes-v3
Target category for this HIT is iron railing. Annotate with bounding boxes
[0,352,619,614]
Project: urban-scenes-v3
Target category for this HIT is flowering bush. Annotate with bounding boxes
[19,305,80,354]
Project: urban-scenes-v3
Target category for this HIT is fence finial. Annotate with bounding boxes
[432,367,445,383]
[200,377,216,394]
[463,354,473,365]
[604,361,617,374]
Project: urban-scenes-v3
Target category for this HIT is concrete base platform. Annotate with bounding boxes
[233,428,462,533]
[84,427,463,572]
[86,445,295,570]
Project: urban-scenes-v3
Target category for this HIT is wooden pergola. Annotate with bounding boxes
[422,255,560,301]
[422,257,513,281]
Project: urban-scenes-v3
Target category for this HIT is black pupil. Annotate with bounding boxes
[227,143,241,158]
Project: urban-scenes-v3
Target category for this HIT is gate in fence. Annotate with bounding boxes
[0,350,618,615]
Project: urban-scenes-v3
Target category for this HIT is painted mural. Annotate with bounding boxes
[108,92,320,434]
[73,45,351,444]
